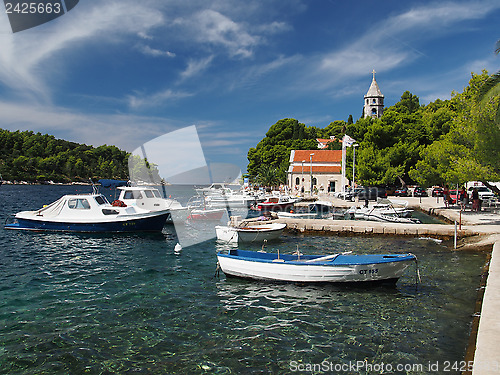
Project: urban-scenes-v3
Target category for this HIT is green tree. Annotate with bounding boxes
[410,72,500,189]
[247,118,317,181]
[478,39,500,125]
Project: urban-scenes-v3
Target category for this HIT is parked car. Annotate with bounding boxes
[413,186,428,197]
[394,187,408,197]
[431,187,444,197]
[384,186,397,196]
[448,189,458,205]
[468,186,495,201]
[356,187,387,201]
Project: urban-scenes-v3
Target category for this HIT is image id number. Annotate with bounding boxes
[5,2,62,14]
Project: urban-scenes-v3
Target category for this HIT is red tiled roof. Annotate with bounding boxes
[291,165,341,174]
[291,149,342,163]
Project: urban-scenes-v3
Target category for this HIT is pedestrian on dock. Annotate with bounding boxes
[459,186,468,211]
[472,188,480,212]
[443,185,450,208]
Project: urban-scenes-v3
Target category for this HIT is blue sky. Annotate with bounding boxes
[0,0,499,173]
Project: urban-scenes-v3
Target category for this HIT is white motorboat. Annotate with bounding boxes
[277,211,316,219]
[256,195,298,212]
[216,249,417,283]
[345,200,419,223]
[117,186,189,223]
[4,193,170,232]
[215,222,287,243]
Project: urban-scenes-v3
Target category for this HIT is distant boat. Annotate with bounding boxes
[188,207,226,221]
[4,193,169,232]
[345,200,420,223]
[256,196,298,212]
[277,211,316,219]
[217,249,416,283]
[215,222,286,243]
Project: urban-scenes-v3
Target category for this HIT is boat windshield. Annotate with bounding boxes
[123,190,142,199]
[68,198,91,210]
[94,195,108,205]
[144,190,155,198]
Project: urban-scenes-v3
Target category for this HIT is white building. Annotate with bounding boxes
[287,150,343,194]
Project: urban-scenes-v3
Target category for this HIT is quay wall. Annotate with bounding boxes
[473,241,500,375]
[276,218,481,241]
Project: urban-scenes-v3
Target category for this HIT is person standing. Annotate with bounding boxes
[443,185,450,208]
[459,186,468,210]
[472,188,480,212]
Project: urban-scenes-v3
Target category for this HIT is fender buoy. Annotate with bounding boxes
[112,200,127,207]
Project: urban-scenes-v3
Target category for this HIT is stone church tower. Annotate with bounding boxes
[364,70,384,119]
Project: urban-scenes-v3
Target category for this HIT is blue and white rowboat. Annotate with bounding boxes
[217,249,416,283]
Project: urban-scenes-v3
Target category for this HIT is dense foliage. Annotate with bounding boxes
[248,71,499,188]
[0,129,129,182]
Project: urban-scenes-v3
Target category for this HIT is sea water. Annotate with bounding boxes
[0,185,486,374]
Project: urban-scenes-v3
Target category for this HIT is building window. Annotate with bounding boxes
[295,177,300,185]
[312,177,317,186]
[373,98,376,103]
[372,108,377,115]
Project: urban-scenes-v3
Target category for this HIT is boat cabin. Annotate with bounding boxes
[118,187,166,211]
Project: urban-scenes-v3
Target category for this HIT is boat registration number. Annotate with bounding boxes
[359,269,378,275]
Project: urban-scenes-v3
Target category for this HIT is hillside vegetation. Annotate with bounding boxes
[0,129,129,182]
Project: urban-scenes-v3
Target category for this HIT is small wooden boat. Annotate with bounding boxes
[4,193,170,232]
[215,222,286,243]
[217,249,416,283]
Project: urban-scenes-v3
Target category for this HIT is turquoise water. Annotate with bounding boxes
[0,185,486,374]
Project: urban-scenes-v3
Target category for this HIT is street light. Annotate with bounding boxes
[301,160,305,195]
[352,144,358,189]
[309,153,314,196]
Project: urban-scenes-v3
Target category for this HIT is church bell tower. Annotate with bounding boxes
[364,70,384,119]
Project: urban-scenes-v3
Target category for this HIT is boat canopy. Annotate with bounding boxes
[98,179,128,188]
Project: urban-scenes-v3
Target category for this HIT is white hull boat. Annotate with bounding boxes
[217,249,416,283]
[277,212,316,219]
[117,186,189,223]
[215,222,287,243]
[4,193,170,232]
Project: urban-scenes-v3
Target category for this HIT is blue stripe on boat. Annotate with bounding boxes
[217,249,415,265]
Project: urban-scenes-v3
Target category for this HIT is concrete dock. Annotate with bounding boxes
[473,241,500,374]
[284,195,500,370]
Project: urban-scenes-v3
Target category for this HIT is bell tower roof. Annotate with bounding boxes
[365,70,384,98]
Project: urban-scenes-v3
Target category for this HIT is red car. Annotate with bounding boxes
[447,190,458,205]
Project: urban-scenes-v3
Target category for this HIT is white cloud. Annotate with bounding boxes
[301,0,500,91]
[127,89,194,109]
[0,0,164,97]
[173,9,260,58]
[180,56,214,80]
[137,44,176,58]
[0,99,185,152]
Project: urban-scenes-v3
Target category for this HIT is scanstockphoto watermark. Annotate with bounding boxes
[289,359,500,373]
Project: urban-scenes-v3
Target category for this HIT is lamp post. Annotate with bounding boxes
[309,153,314,196]
[301,160,305,196]
[352,144,358,189]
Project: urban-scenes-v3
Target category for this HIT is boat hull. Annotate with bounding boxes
[217,250,415,283]
[4,213,169,233]
[216,223,286,243]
